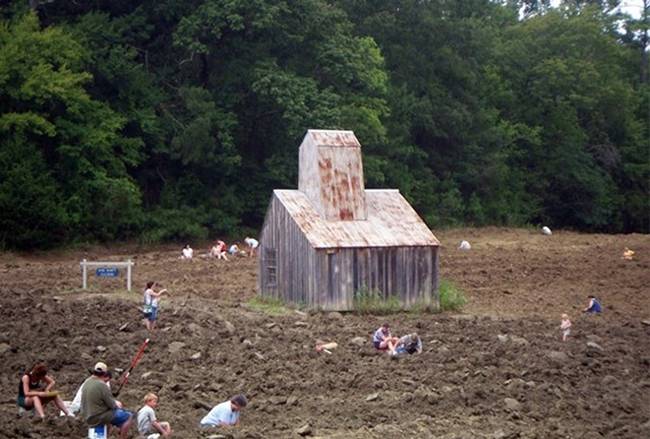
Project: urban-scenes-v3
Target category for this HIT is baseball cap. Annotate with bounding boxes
[94,362,108,374]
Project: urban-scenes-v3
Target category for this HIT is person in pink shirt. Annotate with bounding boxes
[559,313,572,342]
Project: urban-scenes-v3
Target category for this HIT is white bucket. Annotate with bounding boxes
[88,425,107,439]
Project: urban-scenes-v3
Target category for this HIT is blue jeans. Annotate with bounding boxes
[111,408,132,427]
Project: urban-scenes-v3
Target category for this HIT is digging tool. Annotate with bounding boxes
[113,338,149,397]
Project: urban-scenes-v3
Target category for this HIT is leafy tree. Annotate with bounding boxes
[0,12,143,245]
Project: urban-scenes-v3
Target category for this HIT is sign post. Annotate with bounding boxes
[81,259,134,291]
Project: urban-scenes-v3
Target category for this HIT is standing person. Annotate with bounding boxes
[372,323,399,354]
[200,394,247,428]
[559,314,572,342]
[395,333,423,355]
[583,295,602,314]
[137,393,172,438]
[17,363,72,418]
[80,362,132,439]
[144,281,168,332]
[244,237,259,258]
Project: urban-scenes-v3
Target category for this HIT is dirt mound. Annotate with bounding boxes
[1,229,648,438]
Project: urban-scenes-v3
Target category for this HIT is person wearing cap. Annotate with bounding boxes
[80,362,133,439]
[199,394,247,428]
[137,393,172,438]
[66,368,112,416]
[17,362,72,418]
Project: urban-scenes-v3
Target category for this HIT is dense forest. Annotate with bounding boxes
[0,0,648,249]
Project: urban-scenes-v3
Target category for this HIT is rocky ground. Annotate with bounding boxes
[0,228,649,438]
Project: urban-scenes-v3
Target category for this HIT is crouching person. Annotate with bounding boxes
[81,362,133,439]
[395,333,423,356]
[137,393,172,438]
[200,394,247,428]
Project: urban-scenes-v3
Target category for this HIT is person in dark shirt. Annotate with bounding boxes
[17,363,72,418]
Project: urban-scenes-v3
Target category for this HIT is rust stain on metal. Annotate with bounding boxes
[311,130,360,148]
[274,189,439,248]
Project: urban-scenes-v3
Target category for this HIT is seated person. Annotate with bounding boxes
[137,393,172,438]
[18,363,72,418]
[210,240,228,260]
[181,244,193,259]
[66,369,111,415]
[372,323,399,354]
[228,244,240,256]
[395,333,423,355]
[583,295,602,313]
[200,394,247,428]
[80,362,133,439]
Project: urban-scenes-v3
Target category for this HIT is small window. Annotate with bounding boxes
[265,248,277,287]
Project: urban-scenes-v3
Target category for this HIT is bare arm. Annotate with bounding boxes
[43,375,55,392]
[22,375,45,397]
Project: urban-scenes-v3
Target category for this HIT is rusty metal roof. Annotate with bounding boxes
[274,189,439,248]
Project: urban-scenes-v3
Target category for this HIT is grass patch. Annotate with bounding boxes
[247,295,291,315]
[439,279,467,311]
[353,286,401,314]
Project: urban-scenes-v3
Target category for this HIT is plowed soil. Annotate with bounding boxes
[1,228,649,438]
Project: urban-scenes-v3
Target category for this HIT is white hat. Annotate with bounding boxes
[93,362,108,373]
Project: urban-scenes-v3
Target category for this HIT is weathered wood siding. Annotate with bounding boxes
[260,193,440,311]
[258,196,315,305]
[311,246,439,311]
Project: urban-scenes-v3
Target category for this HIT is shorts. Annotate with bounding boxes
[373,341,386,350]
[17,396,26,408]
[110,408,132,427]
[563,329,571,337]
[148,307,158,322]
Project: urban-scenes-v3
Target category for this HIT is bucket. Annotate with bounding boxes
[88,425,107,439]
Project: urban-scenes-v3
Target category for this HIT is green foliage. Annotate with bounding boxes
[353,286,402,314]
[140,207,208,244]
[439,279,467,312]
[247,295,291,316]
[1,0,648,249]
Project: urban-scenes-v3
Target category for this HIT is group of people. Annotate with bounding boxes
[373,323,423,356]
[181,237,259,261]
[209,237,258,260]
[559,295,603,342]
[17,361,247,438]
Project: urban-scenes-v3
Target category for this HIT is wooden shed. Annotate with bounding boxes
[258,129,440,311]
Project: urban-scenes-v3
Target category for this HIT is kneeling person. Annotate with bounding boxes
[200,394,247,428]
[395,333,423,355]
[81,362,133,439]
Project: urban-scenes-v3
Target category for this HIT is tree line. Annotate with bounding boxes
[1,0,648,249]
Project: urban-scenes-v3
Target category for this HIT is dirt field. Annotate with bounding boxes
[1,228,649,438]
